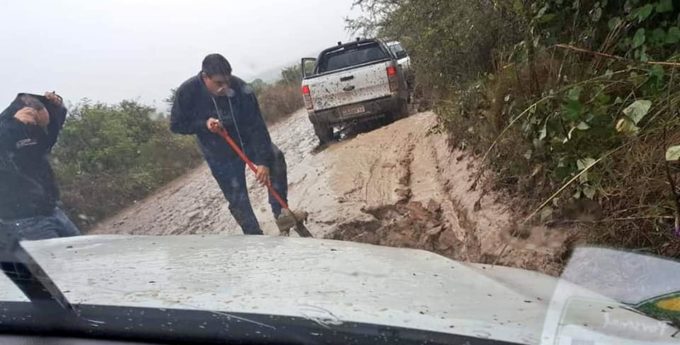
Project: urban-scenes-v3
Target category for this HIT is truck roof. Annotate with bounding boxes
[318,38,383,58]
[308,38,393,76]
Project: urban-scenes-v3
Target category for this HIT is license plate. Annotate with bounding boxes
[341,105,365,116]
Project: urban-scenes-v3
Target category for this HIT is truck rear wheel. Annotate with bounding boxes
[313,122,334,144]
[385,99,409,124]
[397,98,410,118]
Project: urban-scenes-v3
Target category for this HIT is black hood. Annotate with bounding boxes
[0,93,64,123]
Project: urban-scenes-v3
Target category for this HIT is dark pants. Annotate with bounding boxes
[206,144,288,235]
[0,207,81,241]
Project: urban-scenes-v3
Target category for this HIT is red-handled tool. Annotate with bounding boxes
[212,125,312,237]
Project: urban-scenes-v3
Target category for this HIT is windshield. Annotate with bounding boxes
[317,41,389,73]
[1,1,679,345]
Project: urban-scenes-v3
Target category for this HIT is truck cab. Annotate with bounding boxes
[300,39,410,144]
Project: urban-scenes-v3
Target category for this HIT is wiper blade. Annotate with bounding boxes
[0,226,74,312]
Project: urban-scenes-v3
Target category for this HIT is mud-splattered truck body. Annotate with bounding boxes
[300,39,409,144]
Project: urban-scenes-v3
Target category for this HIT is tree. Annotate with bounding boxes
[346,0,521,88]
[164,88,177,107]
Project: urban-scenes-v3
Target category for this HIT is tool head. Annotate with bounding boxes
[276,209,312,237]
[293,222,313,238]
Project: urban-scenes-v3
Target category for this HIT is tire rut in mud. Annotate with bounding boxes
[327,200,456,254]
[322,119,561,269]
[326,141,467,258]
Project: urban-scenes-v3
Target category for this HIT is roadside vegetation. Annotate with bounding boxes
[250,65,304,124]
[348,0,680,258]
[54,66,304,230]
[52,101,203,229]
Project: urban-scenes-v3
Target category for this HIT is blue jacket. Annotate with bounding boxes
[0,93,67,219]
[170,73,274,167]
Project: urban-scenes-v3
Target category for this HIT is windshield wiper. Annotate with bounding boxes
[0,227,74,313]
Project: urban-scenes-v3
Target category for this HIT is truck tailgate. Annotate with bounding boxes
[306,61,392,111]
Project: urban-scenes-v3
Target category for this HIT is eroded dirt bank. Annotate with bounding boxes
[92,109,568,275]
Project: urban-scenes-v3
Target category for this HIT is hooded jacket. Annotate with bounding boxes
[0,93,67,220]
[170,74,274,167]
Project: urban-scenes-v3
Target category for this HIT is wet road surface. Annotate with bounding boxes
[92,109,568,275]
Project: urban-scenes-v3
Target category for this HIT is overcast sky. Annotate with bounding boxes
[0,0,360,109]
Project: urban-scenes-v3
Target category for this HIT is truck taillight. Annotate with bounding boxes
[301,85,313,110]
[387,66,399,93]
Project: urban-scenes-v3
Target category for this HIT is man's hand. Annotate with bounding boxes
[255,165,270,186]
[14,107,39,125]
[206,118,222,133]
[35,108,50,127]
[44,91,63,107]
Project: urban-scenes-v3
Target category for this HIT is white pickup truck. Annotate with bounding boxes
[301,39,410,144]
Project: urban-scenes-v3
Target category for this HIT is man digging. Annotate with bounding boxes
[170,54,307,235]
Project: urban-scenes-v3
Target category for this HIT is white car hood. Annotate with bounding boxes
[1,235,677,345]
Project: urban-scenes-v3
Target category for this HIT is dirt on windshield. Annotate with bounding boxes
[91,109,570,276]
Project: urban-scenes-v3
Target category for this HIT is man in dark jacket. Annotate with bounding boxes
[171,54,303,235]
[0,92,80,240]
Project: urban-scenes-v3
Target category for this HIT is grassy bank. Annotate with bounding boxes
[350,0,680,258]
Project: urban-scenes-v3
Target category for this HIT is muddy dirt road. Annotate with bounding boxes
[92,109,568,275]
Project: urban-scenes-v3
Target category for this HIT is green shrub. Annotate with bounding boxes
[52,100,203,230]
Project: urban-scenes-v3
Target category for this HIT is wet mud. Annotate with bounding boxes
[92,110,569,275]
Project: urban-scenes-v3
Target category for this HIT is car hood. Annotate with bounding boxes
[0,235,677,345]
